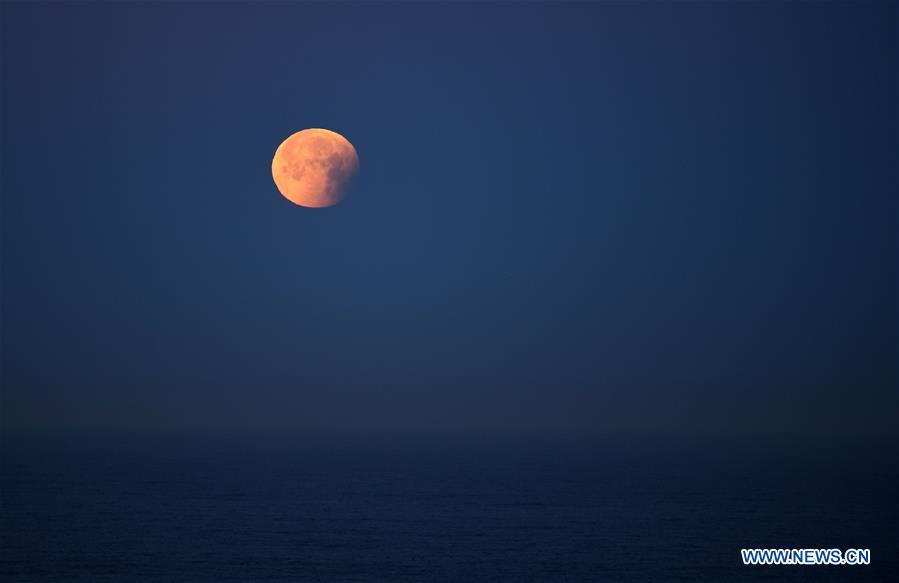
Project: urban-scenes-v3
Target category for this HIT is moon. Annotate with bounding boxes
[271,128,359,208]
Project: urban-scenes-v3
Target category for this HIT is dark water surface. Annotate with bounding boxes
[2,439,896,581]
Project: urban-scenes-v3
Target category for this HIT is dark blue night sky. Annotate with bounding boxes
[2,1,896,443]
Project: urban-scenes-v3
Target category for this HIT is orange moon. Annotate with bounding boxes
[271,129,359,208]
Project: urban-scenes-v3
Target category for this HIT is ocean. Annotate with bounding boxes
[1,438,896,581]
